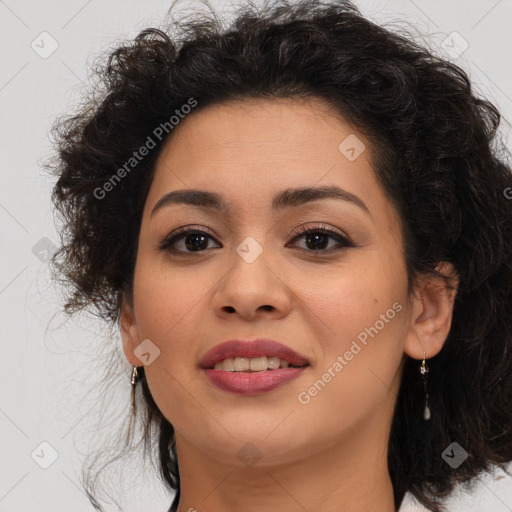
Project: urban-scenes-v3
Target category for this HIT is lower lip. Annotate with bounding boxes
[203,367,308,395]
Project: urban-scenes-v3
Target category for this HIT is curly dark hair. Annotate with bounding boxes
[47,0,512,511]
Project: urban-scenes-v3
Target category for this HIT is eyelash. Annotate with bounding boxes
[158,223,354,255]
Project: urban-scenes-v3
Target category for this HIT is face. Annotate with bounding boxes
[121,97,453,467]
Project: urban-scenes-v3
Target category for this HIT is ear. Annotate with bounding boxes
[404,262,459,360]
[120,294,142,367]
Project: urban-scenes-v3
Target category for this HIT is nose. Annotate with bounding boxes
[211,242,292,321]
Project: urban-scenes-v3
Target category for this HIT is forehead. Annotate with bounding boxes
[146,97,381,214]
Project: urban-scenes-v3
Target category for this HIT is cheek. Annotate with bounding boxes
[133,250,215,329]
[297,253,406,338]
[295,255,408,397]
[130,257,213,424]
[130,254,211,368]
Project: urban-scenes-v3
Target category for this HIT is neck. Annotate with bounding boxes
[174,417,397,512]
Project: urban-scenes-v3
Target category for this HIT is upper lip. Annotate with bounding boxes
[198,338,310,369]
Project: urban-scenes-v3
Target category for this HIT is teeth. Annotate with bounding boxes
[250,356,267,371]
[213,356,299,372]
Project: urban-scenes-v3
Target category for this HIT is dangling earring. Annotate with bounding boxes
[131,366,139,385]
[420,351,430,421]
[130,366,139,414]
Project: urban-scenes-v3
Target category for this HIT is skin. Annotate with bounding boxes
[120,97,458,512]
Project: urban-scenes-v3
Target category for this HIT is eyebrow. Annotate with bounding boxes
[150,185,372,218]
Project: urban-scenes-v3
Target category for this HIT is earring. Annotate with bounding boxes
[130,366,139,414]
[420,351,430,421]
[131,366,139,385]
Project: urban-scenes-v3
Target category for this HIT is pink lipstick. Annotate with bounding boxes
[199,338,310,395]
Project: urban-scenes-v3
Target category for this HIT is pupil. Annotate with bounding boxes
[306,233,327,250]
[186,234,208,251]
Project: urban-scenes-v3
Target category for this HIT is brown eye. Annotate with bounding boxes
[158,223,354,255]
[288,224,354,253]
[159,226,221,253]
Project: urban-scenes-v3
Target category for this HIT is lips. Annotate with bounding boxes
[198,338,310,369]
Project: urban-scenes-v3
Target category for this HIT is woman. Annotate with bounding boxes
[48,0,512,510]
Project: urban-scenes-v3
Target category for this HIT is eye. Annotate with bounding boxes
[158,223,354,254]
[158,225,221,253]
[287,223,354,253]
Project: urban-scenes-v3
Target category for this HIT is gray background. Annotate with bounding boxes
[1,0,511,511]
